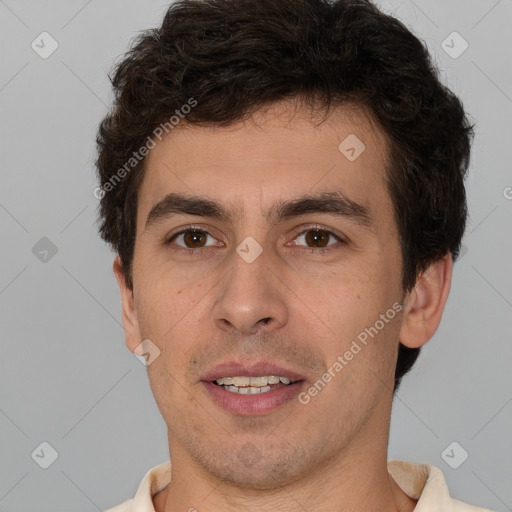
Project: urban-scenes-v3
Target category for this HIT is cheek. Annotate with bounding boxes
[134,258,203,323]
[292,261,400,373]
[291,261,375,333]
[134,268,214,371]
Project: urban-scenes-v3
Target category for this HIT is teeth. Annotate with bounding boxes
[225,385,272,395]
[213,375,296,395]
[214,375,294,387]
[250,376,267,387]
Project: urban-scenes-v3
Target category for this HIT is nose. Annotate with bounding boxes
[212,246,288,335]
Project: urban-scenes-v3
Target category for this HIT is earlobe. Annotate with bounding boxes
[398,253,453,349]
[113,256,142,353]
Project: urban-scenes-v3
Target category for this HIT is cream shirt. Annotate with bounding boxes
[105,460,495,512]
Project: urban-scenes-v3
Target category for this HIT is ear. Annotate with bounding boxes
[399,253,453,349]
[113,255,142,353]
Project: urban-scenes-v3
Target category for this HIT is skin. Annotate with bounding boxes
[114,99,453,512]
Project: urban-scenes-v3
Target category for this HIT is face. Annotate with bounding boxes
[122,101,408,489]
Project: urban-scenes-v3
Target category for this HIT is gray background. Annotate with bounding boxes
[0,0,511,511]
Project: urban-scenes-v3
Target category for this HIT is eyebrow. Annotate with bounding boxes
[144,191,373,230]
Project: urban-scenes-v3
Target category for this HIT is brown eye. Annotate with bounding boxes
[294,228,342,249]
[304,230,330,247]
[171,229,216,249]
[183,230,207,248]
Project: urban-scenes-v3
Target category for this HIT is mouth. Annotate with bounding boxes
[201,362,306,416]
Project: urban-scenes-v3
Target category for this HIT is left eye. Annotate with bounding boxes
[170,229,219,249]
[293,229,342,249]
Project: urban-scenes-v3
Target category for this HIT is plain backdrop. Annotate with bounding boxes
[0,1,511,511]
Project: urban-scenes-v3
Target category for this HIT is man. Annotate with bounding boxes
[96,0,493,511]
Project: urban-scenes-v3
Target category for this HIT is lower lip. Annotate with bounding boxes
[202,381,304,416]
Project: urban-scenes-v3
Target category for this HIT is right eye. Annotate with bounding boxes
[166,228,222,251]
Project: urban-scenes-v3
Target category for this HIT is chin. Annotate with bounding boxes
[214,465,298,490]
[197,442,311,490]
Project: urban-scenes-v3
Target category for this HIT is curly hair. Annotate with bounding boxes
[95,0,473,393]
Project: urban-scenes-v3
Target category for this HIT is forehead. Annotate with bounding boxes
[138,101,391,224]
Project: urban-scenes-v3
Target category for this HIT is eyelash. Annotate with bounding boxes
[165,224,346,255]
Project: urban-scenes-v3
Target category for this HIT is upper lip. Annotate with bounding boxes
[202,361,306,383]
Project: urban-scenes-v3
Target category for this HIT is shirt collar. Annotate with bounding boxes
[387,459,453,511]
